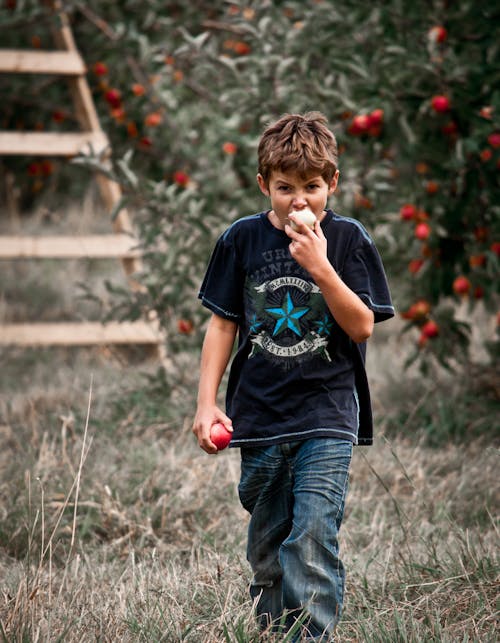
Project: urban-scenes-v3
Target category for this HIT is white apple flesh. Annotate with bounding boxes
[290,208,316,231]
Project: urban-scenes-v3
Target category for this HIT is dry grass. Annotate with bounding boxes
[0,341,497,642]
[0,205,498,642]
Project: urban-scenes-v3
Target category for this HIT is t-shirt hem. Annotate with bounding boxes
[229,427,358,448]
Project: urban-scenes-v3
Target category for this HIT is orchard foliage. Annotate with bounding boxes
[1,0,499,370]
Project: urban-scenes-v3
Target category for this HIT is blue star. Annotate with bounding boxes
[266,292,309,337]
[249,314,263,334]
[314,314,333,336]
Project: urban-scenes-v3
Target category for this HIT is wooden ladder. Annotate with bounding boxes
[0,5,162,350]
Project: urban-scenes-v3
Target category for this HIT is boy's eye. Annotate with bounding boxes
[277,185,291,192]
[307,184,319,190]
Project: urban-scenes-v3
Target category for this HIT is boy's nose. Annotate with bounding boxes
[292,194,307,208]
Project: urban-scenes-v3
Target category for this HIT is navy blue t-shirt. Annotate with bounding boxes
[199,209,394,447]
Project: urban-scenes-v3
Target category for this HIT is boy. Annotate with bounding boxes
[192,112,394,640]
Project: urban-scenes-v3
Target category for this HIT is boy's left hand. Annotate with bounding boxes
[285,215,329,276]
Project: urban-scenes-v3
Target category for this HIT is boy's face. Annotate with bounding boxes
[257,169,339,225]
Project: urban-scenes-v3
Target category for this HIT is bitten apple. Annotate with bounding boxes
[290,208,316,231]
[210,422,232,450]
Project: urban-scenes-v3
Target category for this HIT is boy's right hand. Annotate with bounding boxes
[192,406,233,454]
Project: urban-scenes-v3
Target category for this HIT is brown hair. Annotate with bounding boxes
[257,112,338,186]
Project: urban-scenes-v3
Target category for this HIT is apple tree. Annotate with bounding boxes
[1,0,498,375]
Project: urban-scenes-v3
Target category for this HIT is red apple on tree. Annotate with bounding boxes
[431,95,451,113]
[173,170,190,187]
[145,111,162,127]
[177,319,194,334]
[428,25,447,43]
[222,141,237,154]
[415,222,431,240]
[347,114,370,135]
[210,422,232,450]
[105,88,122,108]
[369,108,384,126]
[400,203,417,221]
[487,132,500,148]
[421,320,439,338]
[408,258,424,274]
[452,275,471,295]
[93,61,108,76]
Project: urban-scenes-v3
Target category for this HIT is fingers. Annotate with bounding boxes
[314,219,326,239]
[218,413,233,432]
[192,410,233,454]
[193,421,218,454]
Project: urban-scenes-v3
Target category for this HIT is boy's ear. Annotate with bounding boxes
[257,173,270,196]
[328,170,340,195]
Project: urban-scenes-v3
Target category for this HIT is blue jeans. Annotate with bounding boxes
[238,438,352,642]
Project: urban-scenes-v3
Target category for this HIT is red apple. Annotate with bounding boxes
[415,222,431,240]
[132,83,146,96]
[210,422,232,450]
[480,149,493,162]
[177,319,194,334]
[127,121,138,138]
[52,110,65,123]
[469,254,486,268]
[487,132,500,148]
[473,286,484,299]
[347,114,370,135]
[233,41,251,55]
[173,170,189,187]
[105,88,122,108]
[441,121,458,136]
[400,203,417,221]
[401,299,430,320]
[93,61,108,76]
[139,136,152,148]
[145,111,162,127]
[425,180,439,194]
[368,108,384,127]
[40,160,54,176]
[416,209,430,222]
[27,162,41,177]
[222,141,237,154]
[421,320,439,338]
[479,106,493,120]
[452,276,471,295]
[416,162,430,175]
[428,25,447,43]
[408,258,424,274]
[431,95,451,113]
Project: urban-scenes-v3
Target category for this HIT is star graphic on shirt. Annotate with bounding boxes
[265,292,309,337]
[314,313,334,336]
[249,313,263,334]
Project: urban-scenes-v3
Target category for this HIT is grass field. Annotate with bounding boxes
[0,206,498,642]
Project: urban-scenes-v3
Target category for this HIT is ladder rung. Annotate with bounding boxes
[0,49,86,75]
[0,322,162,346]
[0,131,109,156]
[0,235,141,259]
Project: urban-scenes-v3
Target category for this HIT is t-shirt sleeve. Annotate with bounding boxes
[341,231,395,323]
[198,232,245,322]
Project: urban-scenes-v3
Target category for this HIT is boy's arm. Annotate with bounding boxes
[192,312,238,453]
[287,216,374,343]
